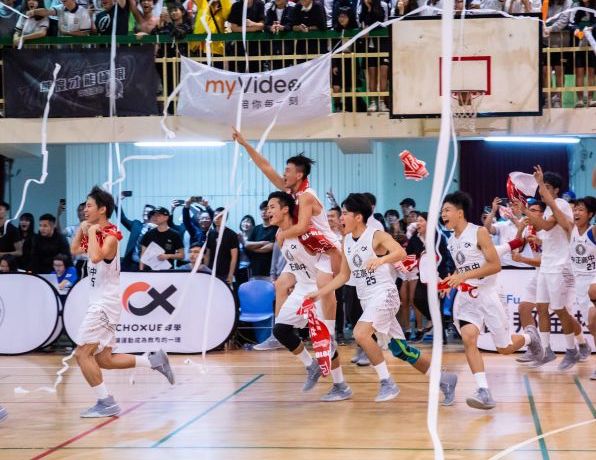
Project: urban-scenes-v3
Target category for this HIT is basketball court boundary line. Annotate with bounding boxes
[523,375,549,460]
[30,402,145,460]
[573,376,596,418]
[152,373,264,447]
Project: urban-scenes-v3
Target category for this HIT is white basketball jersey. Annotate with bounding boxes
[344,227,395,301]
[569,226,596,275]
[300,188,341,248]
[281,237,319,288]
[447,223,496,287]
[87,245,121,313]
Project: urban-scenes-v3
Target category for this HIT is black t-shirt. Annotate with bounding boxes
[30,232,71,274]
[141,228,183,257]
[0,222,19,253]
[206,226,239,279]
[95,3,130,36]
[228,0,265,26]
[247,224,277,276]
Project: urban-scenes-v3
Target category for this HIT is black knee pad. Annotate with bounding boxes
[273,323,301,352]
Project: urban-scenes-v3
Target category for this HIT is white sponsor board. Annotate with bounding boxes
[478,269,595,352]
[63,272,236,353]
[177,56,331,128]
[0,274,60,354]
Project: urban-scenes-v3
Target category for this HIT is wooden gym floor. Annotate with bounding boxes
[0,344,594,460]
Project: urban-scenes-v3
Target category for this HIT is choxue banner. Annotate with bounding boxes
[2,47,159,118]
[63,272,236,353]
[176,55,331,127]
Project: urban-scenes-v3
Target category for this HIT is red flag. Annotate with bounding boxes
[400,150,429,181]
[297,299,332,377]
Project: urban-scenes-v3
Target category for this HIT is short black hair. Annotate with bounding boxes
[286,153,315,178]
[39,213,56,223]
[53,253,72,267]
[190,241,204,249]
[259,200,268,211]
[363,192,376,207]
[384,209,400,219]
[418,211,428,221]
[575,196,596,216]
[268,191,295,217]
[214,207,225,214]
[443,191,472,219]
[328,206,341,215]
[87,186,115,218]
[400,198,416,208]
[526,199,547,212]
[542,172,563,194]
[77,202,86,210]
[0,201,9,211]
[341,193,373,222]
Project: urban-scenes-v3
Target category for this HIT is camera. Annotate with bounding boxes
[122,190,133,198]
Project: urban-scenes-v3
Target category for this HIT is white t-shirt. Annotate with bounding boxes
[367,215,385,231]
[540,198,573,274]
[15,16,49,36]
[53,4,91,34]
[493,219,533,268]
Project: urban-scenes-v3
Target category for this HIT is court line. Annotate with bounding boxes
[523,375,550,460]
[152,373,264,447]
[573,376,596,418]
[30,402,145,460]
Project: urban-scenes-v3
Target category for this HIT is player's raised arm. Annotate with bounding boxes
[233,128,285,190]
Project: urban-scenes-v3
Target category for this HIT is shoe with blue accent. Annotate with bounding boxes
[0,406,7,423]
[80,396,121,418]
[375,377,400,402]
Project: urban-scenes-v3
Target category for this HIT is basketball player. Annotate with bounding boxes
[71,186,175,418]
[267,192,351,401]
[519,168,586,370]
[233,129,341,353]
[441,191,543,410]
[308,194,458,404]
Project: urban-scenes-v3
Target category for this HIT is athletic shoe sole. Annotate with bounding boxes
[465,398,495,410]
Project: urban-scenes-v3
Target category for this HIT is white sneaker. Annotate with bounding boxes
[367,100,378,112]
[551,95,562,108]
[253,335,284,351]
[375,377,400,402]
[378,100,389,112]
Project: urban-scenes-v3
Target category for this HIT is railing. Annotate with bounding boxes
[1,30,594,115]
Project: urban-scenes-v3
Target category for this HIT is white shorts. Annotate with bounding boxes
[453,286,512,349]
[398,269,419,282]
[77,304,120,354]
[521,271,538,304]
[536,269,575,312]
[575,274,595,315]
[359,287,405,340]
[276,285,323,328]
[280,253,333,277]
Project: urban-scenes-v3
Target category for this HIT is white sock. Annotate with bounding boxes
[575,332,587,345]
[330,366,345,384]
[92,382,109,400]
[374,361,390,381]
[539,331,550,349]
[565,333,577,350]
[473,372,489,389]
[297,348,313,367]
[135,355,151,368]
[323,320,336,338]
[523,334,531,346]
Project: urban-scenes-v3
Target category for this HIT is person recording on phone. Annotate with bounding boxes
[182,196,214,247]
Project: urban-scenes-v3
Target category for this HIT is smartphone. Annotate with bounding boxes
[122,190,133,197]
[500,198,509,206]
[483,206,492,214]
[175,199,185,206]
[191,196,202,203]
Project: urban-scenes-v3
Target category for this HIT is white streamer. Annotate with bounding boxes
[0,0,27,17]
[14,350,76,394]
[585,27,596,57]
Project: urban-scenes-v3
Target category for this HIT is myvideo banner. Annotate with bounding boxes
[2,47,159,118]
[176,55,331,127]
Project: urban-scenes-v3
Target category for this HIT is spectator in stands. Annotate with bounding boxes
[131,0,159,35]
[570,0,595,107]
[13,0,49,44]
[182,0,196,22]
[17,212,35,270]
[228,0,266,72]
[506,0,540,13]
[140,207,184,270]
[182,196,213,246]
[399,197,416,231]
[237,214,255,284]
[205,207,239,286]
[327,205,342,239]
[31,0,92,36]
[157,2,192,43]
[359,0,389,112]
[177,241,212,272]
[265,0,295,69]
[30,213,71,274]
[167,199,187,238]
[190,0,231,68]
[0,254,19,273]
[94,0,130,35]
[118,199,156,271]
[0,0,20,39]
[543,0,573,108]
[292,0,327,58]
[52,253,78,290]
[58,201,87,275]
[0,201,22,259]
[269,240,286,280]
[246,201,276,277]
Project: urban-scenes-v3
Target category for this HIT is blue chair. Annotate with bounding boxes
[238,280,276,343]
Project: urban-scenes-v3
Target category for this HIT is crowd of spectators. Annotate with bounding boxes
[1,0,593,110]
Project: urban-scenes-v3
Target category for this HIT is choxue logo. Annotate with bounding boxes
[122,282,177,316]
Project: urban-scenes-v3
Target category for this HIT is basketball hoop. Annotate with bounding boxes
[450,90,485,133]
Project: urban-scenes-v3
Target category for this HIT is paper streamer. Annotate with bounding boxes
[0,1,27,17]
[15,350,76,394]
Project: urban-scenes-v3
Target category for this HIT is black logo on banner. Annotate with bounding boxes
[123,282,177,316]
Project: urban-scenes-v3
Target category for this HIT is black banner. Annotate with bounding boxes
[2,47,159,118]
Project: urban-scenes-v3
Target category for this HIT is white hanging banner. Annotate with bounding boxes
[176,56,331,128]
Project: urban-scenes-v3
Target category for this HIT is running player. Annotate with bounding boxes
[267,191,351,401]
[307,193,458,404]
[441,191,543,409]
[71,186,175,418]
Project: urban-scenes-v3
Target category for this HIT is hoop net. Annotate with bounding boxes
[450,90,485,133]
